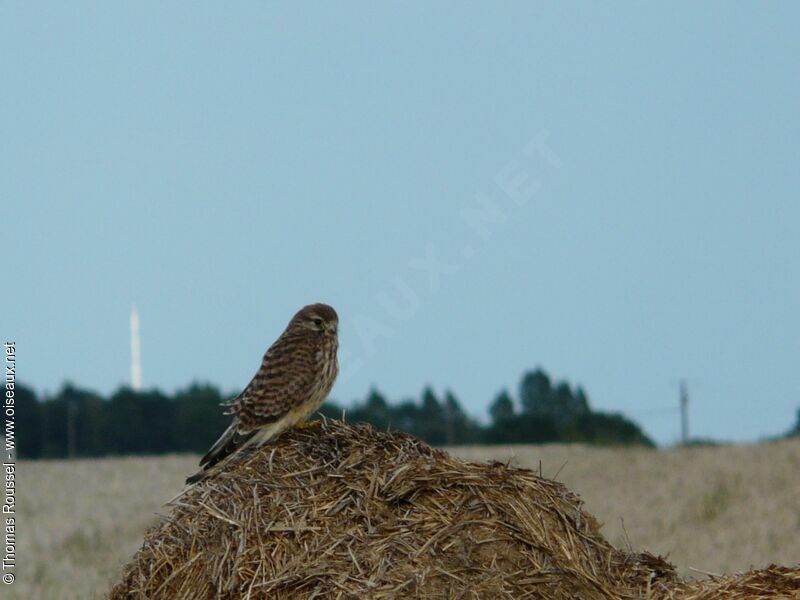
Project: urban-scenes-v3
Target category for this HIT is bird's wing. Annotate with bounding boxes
[187,339,317,484]
[185,421,258,484]
[227,343,317,429]
[194,422,256,470]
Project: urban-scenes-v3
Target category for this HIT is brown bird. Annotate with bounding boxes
[186,303,339,484]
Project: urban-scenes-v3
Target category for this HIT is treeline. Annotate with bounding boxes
[788,409,800,438]
[11,367,654,459]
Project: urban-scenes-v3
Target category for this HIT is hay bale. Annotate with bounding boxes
[108,420,677,599]
[665,565,800,599]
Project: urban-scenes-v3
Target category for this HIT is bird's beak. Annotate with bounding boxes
[328,324,338,335]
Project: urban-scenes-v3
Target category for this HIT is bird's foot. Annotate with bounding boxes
[297,419,321,430]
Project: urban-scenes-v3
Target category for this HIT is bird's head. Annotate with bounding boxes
[291,303,339,337]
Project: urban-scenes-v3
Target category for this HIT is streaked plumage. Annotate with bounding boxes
[186,303,339,484]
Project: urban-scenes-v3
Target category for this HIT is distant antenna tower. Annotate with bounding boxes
[130,305,142,391]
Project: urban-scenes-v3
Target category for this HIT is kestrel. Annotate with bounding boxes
[186,303,339,484]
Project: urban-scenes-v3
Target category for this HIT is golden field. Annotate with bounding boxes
[13,436,800,599]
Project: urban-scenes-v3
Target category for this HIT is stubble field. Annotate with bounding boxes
[12,436,800,599]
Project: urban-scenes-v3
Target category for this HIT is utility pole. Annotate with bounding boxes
[680,379,689,444]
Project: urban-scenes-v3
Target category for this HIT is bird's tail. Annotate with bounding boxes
[185,423,256,484]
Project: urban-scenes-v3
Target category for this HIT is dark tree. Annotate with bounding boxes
[316,399,345,421]
[573,386,590,414]
[364,388,391,430]
[173,383,231,454]
[40,390,68,458]
[443,390,481,444]
[485,413,559,444]
[486,389,521,443]
[489,389,515,423]
[70,387,106,456]
[418,387,446,445]
[45,383,106,457]
[788,408,800,438]
[104,387,174,455]
[349,388,391,431]
[14,383,43,458]
[391,399,420,436]
[519,368,552,416]
[572,411,654,447]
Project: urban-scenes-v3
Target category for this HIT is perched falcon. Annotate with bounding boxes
[186,303,339,484]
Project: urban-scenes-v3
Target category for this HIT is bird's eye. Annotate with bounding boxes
[312,318,323,327]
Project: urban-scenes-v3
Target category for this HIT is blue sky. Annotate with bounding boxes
[2,3,798,445]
